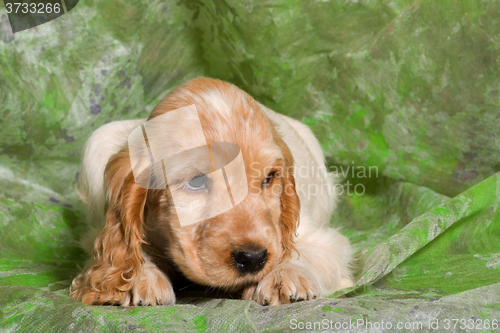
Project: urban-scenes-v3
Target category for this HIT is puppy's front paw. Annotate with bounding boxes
[71,263,175,306]
[130,262,175,306]
[242,263,319,306]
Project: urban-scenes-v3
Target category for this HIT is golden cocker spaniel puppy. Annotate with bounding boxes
[70,77,353,306]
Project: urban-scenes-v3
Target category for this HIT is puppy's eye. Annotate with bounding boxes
[262,171,276,186]
[185,174,208,191]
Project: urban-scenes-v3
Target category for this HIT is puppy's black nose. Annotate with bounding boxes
[231,247,268,274]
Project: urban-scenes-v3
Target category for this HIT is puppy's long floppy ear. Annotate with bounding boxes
[274,135,300,262]
[70,149,147,305]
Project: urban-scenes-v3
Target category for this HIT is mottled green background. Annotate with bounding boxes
[1,0,499,332]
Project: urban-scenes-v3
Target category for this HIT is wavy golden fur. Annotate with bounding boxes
[70,78,353,306]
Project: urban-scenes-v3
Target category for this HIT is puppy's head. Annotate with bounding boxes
[107,78,300,290]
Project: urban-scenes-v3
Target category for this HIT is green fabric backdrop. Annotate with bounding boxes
[1,0,499,332]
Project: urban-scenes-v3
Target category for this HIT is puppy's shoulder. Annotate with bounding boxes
[83,119,145,156]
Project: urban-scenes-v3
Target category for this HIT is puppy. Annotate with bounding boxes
[70,77,353,306]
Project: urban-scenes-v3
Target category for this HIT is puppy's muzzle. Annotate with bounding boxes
[231,246,268,274]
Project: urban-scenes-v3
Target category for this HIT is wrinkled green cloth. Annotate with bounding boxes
[1,0,499,332]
